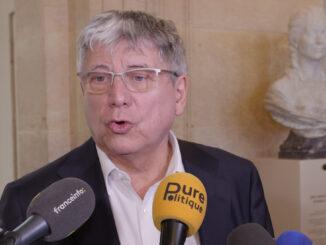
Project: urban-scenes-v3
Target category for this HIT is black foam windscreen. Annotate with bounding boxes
[0,227,5,236]
[227,223,275,245]
[26,177,95,242]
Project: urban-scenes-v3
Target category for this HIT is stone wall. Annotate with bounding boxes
[0,0,15,192]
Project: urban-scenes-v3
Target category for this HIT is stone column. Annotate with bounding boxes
[14,0,83,176]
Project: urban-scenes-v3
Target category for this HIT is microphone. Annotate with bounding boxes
[0,228,5,237]
[152,172,207,245]
[0,177,95,245]
[227,223,275,245]
[276,230,312,245]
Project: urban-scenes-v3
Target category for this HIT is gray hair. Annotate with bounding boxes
[77,10,187,75]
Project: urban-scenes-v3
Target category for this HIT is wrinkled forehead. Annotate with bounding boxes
[95,38,164,61]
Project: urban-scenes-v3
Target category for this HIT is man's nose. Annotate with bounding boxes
[107,75,131,107]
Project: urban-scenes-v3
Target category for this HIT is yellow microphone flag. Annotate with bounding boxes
[152,172,207,236]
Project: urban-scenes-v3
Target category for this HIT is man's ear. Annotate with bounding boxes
[80,82,85,95]
[174,75,188,116]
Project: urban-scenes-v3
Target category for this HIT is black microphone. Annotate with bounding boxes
[0,177,95,245]
[227,223,275,245]
[276,230,312,245]
[0,228,5,237]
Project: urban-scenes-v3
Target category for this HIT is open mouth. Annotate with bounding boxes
[115,121,126,125]
[107,120,132,134]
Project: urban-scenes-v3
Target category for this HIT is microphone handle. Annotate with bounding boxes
[0,228,5,238]
[0,236,15,245]
[160,219,188,245]
[0,215,49,245]
[0,228,12,245]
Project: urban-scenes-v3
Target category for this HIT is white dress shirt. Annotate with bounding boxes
[97,131,200,245]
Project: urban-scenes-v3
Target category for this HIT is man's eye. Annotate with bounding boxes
[133,75,146,81]
[90,74,108,83]
[95,76,105,82]
[126,70,150,82]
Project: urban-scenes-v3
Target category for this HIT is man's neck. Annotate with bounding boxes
[107,139,173,199]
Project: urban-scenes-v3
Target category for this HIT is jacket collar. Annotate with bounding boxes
[55,138,231,245]
[57,138,120,245]
[178,140,231,245]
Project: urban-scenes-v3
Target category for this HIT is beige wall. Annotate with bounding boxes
[0,0,15,194]
[1,0,325,237]
[0,0,323,198]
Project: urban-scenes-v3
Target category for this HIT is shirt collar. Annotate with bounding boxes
[96,143,118,180]
[96,131,185,184]
[166,131,185,174]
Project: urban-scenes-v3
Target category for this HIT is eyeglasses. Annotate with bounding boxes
[78,68,179,94]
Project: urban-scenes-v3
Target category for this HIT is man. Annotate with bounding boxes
[0,10,273,245]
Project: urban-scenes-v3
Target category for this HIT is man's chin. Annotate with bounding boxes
[101,140,140,157]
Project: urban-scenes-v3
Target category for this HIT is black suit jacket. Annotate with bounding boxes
[0,138,273,244]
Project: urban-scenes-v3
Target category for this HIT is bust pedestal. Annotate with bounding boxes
[254,158,326,245]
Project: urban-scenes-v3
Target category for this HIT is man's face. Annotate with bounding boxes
[80,40,187,159]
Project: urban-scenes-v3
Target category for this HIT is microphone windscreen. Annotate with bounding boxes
[26,177,95,242]
[152,172,207,236]
[227,223,275,245]
[276,230,312,245]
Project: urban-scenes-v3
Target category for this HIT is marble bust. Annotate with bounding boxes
[265,5,326,159]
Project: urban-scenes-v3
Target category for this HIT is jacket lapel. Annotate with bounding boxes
[179,140,233,245]
[57,138,120,245]
[54,138,233,244]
